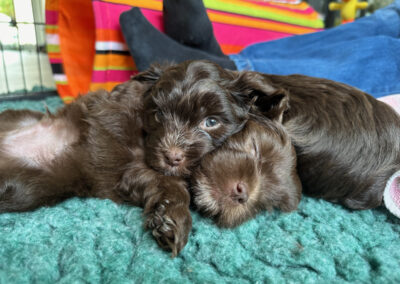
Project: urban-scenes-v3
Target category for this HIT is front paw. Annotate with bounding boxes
[146,199,192,257]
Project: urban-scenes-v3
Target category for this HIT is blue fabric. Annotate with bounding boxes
[230,0,400,98]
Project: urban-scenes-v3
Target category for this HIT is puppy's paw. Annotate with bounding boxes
[114,171,142,205]
[146,199,192,257]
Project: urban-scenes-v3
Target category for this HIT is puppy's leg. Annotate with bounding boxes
[0,112,82,212]
[341,173,388,210]
[117,166,192,257]
[144,176,191,257]
[0,162,81,212]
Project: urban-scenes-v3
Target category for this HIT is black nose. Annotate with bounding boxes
[231,182,248,204]
[165,148,184,167]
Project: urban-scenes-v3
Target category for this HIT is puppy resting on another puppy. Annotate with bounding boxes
[0,61,295,255]
[193,64,400,227]
[192,115,301,227]
[2,59,396,255]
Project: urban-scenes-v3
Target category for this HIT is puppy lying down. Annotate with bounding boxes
[1,60,399,255]
[192,118,301,228]
[192,68,400,226]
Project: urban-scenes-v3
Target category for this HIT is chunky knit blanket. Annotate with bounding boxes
[0,97,399,283]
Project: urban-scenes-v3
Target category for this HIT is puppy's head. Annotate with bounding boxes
[134,61,268,177]
[192,118,302,228]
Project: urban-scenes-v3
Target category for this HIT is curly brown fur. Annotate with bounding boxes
[192,118,302,227]
[138,61,254,177]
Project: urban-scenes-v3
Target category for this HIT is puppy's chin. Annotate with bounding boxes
[149,159,193,177]
[160,166,191,177]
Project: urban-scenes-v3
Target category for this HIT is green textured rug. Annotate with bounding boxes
[0,97,399,283]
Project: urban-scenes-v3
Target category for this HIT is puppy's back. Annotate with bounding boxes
[271,74,400,209]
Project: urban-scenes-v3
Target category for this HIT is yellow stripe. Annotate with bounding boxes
[45,24,58,30]
[93,53,135,69]
[94,66,134,71]
[55,81,68,85]
[103,0,162,10]
[61,96,76,103]
[211,0,319,20]
[90,82,123,92]
[265,2,309,10]
[208,11,318,34]
[47,45,60,53]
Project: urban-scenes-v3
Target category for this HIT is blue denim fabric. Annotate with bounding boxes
[230,0,400,98]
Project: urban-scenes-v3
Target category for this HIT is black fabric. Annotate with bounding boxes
[163,0,225,57]
[119,7,237,71]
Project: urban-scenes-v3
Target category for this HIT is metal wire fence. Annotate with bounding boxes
[0,0,56,100]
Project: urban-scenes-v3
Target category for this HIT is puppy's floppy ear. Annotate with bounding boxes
[228,71,289,122]
[131,63,166,83]
[255,89,289,123]
[128,63,173,99]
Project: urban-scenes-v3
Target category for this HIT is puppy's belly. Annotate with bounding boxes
[1,118,79,168]
[17,116,42,128]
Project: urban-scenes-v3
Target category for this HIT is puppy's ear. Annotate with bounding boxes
[131,64,165,83]
[228,71,289,122]
[255,89,289,123]
[128,64,171,99]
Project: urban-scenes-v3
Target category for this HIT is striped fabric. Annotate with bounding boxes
[46,0,96,103]
[45,0,70,101]
[45,0,323,103]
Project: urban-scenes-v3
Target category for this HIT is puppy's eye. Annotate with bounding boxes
[206,118,218,127]
[154,111,162,123]
[201,117,220,129]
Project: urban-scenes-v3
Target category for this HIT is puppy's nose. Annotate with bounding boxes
[231,182,248,204]
[165,148,184,166]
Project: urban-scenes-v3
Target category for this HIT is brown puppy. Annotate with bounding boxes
[192,65,400,219]
[0,82,198,256]
[0,86,152,217]
[255,73,400,210]
[192,117,302,227]
[0,61,273,255]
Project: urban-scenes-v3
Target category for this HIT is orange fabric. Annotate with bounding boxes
[59,0,95,97]
[45,28,59,34]
[47,52,62,60]
[90,82,122,91]
[220,44,244,54]
[103,0,162,10]
[96,29,125,42]
[56,85,74,101]
[94,54,135,70]
[46,0,59,10]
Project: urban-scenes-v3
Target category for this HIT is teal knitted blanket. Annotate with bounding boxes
[0,97,399,283]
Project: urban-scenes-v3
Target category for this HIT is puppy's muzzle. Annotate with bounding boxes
[164,147,185,167]
[230,181,249,204]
